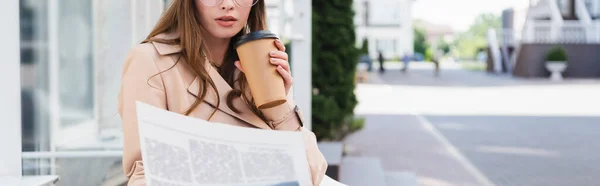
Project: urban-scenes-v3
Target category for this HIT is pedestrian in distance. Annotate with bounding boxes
[378,51,385,73]
[401,52,411,72]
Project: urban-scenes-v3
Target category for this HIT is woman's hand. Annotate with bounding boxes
[234,39,292,95]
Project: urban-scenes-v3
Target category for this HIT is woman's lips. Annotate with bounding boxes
[215,16,237,27]
[216,20,236,27]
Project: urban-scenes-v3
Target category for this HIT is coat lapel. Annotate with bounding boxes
[150,32,270,129]
[186,60,271,130]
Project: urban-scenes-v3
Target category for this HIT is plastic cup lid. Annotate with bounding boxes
[235,30,279,48]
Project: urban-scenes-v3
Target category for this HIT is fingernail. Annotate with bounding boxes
[270,51,276,55]
[278,65,283,69]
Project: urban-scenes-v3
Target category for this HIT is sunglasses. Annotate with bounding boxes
[198,0,259,7]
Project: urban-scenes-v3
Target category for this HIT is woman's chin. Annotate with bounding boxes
[210,29,243,39]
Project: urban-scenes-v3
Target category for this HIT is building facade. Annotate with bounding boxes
[519,0,600,44]
[354,0,415,59]
[502,0,600,77]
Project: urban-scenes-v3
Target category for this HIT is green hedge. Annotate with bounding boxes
[312,0,359,140]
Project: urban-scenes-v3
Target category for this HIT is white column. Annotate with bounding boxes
[0,0,22,177]
[47,0,60,175]
[291,0,312,130]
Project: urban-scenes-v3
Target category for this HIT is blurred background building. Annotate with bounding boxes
[499,0,600,77]
[354,0,415,59]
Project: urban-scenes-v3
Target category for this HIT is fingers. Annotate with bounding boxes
[234,61,244,73]
[270,58,290,75]
[274,39,286,52]
[276,65,293,88]
[269,50,288,61]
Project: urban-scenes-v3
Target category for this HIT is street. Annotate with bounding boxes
[349,62,600,186]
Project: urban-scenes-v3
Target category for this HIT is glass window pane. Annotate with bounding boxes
[18,0,157,183]
[58,0,94,127]
[20,0,51,154]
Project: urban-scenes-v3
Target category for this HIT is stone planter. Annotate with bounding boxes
[545,62,567,81]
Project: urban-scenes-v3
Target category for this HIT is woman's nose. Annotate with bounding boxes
[220,0,235,10]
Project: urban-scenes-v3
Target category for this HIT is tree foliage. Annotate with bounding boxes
[413,27,428,55]
[312,0,359,140]
[437,37,451,55]
[455,13,501,59]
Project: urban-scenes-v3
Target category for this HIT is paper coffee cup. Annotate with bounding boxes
[235,30,287,109]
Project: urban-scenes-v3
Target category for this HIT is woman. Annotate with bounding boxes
[117,0,327,185]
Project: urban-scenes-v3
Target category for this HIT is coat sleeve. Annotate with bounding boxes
[261,98,329,186]
[118,44,167,178]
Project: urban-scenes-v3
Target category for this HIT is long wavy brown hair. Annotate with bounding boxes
[142,0,268,121]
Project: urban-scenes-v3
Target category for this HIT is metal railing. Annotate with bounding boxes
[522,21,600,44]
[500,28,520,46]
[22,151,124,159]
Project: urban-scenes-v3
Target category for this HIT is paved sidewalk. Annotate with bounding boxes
[351,63,600,186]
[344,114,485,186]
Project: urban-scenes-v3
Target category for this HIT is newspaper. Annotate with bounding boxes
[136,102,345,186]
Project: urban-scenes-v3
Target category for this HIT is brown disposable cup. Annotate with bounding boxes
[235,30,287,109]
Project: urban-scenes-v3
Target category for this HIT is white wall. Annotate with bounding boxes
[0,0,22,177]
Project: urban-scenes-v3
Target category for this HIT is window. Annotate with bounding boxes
[375,39,397,57]
[20,0,51,153]
[58,0,95,128]
[367,1,401,26]
[20,0,96,175]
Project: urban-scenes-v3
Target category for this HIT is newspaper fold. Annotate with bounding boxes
[136,102,345,186]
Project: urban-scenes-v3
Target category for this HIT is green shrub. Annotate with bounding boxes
[545,45,568,62]
[360,38,369,55]
[424,48,434,62]
[312,0,361,141]
[348,117,365,133]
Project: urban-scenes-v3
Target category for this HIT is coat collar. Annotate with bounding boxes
[150,32,271,130]
[151,32,182,55]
